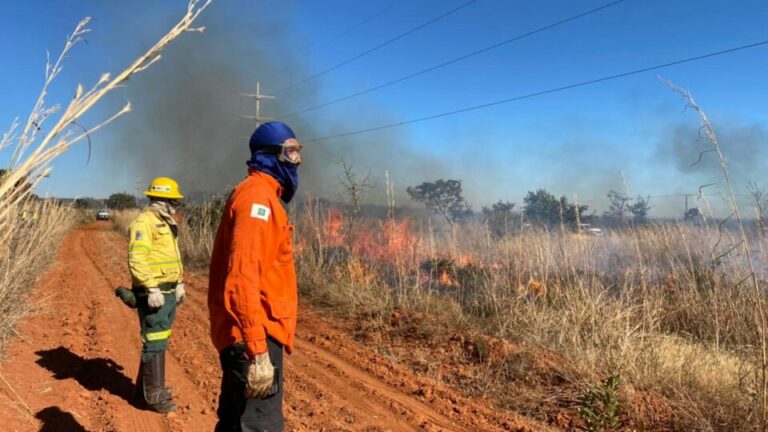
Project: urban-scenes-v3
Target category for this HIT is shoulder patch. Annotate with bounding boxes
[135,231,144,240]
[250,204,271,221]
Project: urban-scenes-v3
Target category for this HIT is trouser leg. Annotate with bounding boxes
[134,288,177,412]
[215,338,284,432]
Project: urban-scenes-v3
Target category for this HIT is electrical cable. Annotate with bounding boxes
[277,0,627,120]
[273,0,479,95]
[303,40,768,143]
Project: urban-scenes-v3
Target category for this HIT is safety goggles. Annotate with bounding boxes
[278,138,303,165]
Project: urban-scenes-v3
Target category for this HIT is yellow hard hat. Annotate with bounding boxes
[144,177,184,200]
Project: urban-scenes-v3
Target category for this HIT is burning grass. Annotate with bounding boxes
[291,202,768,431]
[142,187,767,430]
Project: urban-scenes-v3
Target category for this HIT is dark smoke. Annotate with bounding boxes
[100,1,448,205]
[657,122,768,184]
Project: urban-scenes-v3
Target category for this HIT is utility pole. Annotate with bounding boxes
[241,81,275,127]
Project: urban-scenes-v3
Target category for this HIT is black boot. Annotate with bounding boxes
[140,351,176,413]
[135,360,144,402]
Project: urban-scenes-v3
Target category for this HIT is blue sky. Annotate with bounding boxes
[1,0,767,216]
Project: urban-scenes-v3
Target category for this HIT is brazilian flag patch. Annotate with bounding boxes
[250,204,270,221]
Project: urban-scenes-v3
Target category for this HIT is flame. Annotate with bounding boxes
[517,276,547,298]
[382,219,417,262]
[455,255,474,267]
[439,269,460,287]
[347,217,417,263]
[323,209,344,248]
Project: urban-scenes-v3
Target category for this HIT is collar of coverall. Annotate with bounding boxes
[247,168,283,196]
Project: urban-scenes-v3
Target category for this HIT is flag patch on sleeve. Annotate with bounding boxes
[135,231,143,240]
[250,204,271,221]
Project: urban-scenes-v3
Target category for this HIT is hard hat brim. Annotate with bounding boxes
[144,191,184,200]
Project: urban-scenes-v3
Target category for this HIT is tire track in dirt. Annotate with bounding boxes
[79,227,218,432]
[289,339,460,432]
[77,229,171,432]
[0,223,541,431]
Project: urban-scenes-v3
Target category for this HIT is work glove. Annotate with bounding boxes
[175,283,186,305]
[244,351,275,399]
[147,287,165,309]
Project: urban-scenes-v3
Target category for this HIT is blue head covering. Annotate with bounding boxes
[246,121,299,203]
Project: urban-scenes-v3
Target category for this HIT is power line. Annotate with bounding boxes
[308,0,407,56]
[273,0,479,96]
[303,39,768,143]
[278,0,627,120]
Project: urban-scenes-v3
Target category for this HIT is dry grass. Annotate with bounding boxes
[167,190,766,429]
[0,200,76,349]
[111,208,140,236]
[287,203,767,431]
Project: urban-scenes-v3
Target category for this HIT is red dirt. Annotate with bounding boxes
[0,223,547,431]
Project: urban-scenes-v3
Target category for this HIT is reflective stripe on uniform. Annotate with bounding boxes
[148,260,181,267]
[143,329,172,342]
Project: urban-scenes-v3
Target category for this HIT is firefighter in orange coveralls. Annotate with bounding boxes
[208,121,302,432]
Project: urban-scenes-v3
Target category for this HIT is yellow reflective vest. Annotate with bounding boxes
[128,209,183,288]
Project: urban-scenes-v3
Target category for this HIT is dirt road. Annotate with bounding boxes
[0,223,539,431]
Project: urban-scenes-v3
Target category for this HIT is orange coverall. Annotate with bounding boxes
[208,170,297,356]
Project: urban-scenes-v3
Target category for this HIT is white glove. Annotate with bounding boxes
[175,283,186,305]
[147,287,165,309]
[245,352,275,399]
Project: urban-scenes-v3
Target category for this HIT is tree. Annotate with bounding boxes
[603,190,629,226]
[482,200,516,238]
[747,181,767,234]
[628,195,651,225]
[684,207,703,225]
[406,179,473,226]
[106,192,138,210]
[523,189,588,229]
[74,198,91,209]
[337,159,374,248]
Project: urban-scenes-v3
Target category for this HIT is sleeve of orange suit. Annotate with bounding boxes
[225,192,269,356]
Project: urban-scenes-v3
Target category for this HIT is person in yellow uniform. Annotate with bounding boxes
[128,177,186,413]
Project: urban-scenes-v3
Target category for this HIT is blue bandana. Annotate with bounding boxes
[246,121,300,203]
[246,153,299,203]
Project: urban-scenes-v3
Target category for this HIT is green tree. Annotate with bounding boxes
[106,192,138,210]
[482,200,516,238]
[628,195,651,225]
[523,189,588,229]
[406,179,473,226]
[603,190,629,226]
[74,198,91,209]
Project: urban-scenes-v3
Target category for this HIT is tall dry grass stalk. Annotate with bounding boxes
[662,77,768,429]
[0,1,212,351]
[0,0,211,239]
[0,200,76,348]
